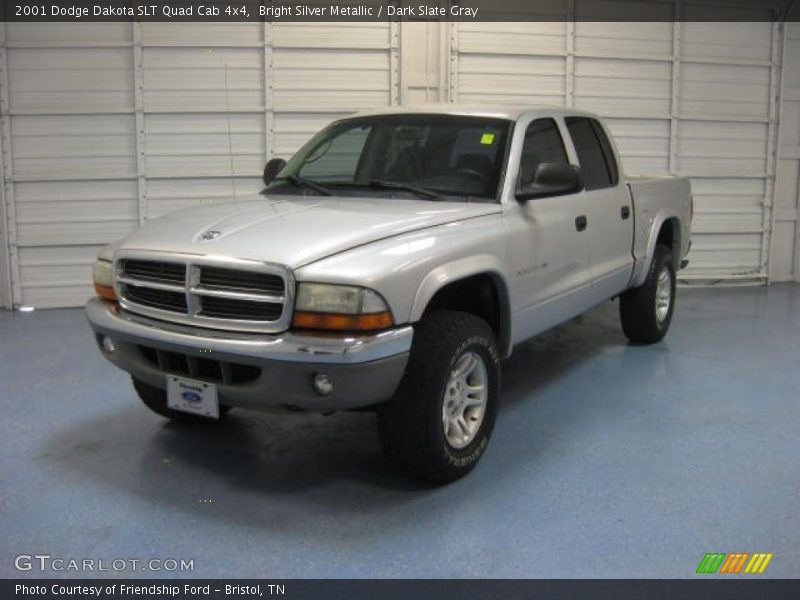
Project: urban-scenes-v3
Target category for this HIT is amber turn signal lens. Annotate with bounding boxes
[292,310,393,332]
[94,283,118,302]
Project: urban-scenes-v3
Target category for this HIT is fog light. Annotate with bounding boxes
[313,373,334,396]
[102,336,115,354]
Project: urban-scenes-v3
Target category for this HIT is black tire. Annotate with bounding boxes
[132,377,229,422]
[619,244,676,344]
[378,310,501,484]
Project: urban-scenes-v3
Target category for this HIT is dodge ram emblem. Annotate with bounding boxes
[202,230,221,241]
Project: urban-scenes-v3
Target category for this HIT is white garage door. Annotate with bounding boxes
[0,22,398,308]
[0,16,793,309]
[772,21,800,282]
[450,6,782,282]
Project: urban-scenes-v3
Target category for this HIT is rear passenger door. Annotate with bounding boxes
[565,117,634,300]
[504,117,594,342]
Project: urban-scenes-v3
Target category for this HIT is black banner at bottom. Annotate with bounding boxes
[4,579,800,600]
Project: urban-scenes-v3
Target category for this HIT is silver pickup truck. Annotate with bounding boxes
[86,105,691,483]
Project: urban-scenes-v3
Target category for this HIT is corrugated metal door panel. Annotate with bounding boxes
[143,113,264,178]
[679,63,770,120]
[270,54,391,104]
[573,20,674,57]
[458,23,566,55]
[271,23,392,49]
[574,57,672,117]
[458,54,566,106]
[676,21,775,281]
[770,22,800,281]
[677,121,768,175]
[270,23,394,157]
[7,47,133,113]
[680,20,773,62]
[18,245,106,309]
[11,115,137,180]
[455,23,566,107]
[605,118,670,175]
[142,46,264,112]
[14,181,138,244]
[3,23,137,307]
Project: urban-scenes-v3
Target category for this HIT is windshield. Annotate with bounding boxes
[266,114,513,201]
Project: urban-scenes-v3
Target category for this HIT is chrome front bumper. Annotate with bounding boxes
[85,297,413,412]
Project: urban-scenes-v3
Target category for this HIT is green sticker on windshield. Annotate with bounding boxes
[480,133,495,145]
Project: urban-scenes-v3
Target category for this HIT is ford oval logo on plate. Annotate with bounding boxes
[182,391,203,403]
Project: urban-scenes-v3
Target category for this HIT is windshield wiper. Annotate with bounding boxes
[277,175,334,196]
[366,180,442,200]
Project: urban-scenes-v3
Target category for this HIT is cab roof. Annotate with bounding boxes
[346,103,600,122]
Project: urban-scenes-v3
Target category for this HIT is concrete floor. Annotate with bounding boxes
[1,284,798,579]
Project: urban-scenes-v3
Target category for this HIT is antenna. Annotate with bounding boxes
[223,61,238,203]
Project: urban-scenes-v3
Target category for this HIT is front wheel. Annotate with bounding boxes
[619,244,676,344]
[378,310,501,484]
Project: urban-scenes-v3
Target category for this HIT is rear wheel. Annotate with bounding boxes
[378,310,500,484]
[619,244,676,343]
[132,377,229,422]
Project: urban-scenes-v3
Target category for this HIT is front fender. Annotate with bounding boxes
[410,255,513,357]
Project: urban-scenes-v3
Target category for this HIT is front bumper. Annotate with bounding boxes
[85,297,412,412]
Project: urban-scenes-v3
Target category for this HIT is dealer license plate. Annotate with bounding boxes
[167,375,219,419]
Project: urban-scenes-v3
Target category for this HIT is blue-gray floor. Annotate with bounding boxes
[1,285,798,579]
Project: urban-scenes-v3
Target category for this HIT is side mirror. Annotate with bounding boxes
[263,158,287,186]
[516,163,583,201]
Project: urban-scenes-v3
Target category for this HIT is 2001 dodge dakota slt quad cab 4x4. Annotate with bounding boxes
[87,105,691,483]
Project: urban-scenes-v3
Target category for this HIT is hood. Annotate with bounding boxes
[117,194,500,267]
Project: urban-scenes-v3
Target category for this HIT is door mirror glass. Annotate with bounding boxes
[263,158,287,186]
[516,163,583,201]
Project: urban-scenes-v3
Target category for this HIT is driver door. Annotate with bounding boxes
[504,117,594,342]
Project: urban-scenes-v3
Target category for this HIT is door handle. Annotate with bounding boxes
[575,215,588,231]
[621,206,631,220]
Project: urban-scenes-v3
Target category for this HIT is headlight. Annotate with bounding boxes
[92,259,117,301]
[293,283,393,331]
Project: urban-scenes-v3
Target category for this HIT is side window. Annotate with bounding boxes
[565,117,615,190]
[518,118,569,187]
[590,119,619,186]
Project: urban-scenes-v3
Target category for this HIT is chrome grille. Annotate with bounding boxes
[124,285,188,313]
[199,296,284,320]
[122,259,185,284]
[115,252,293,333]
[199,266,284,295]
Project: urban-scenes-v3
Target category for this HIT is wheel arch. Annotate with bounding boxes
[632,213,683,287]
[410,256,513,358]
[655,216,682,259]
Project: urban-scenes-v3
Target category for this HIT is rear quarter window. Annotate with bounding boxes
[565,117,619,191]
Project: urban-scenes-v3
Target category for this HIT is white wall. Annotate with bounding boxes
[771,21,800,282]
[0,15,795,309]
[0,22,399,308]
[449,8,784,283]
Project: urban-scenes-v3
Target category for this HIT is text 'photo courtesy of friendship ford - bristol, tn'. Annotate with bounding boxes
[86,105,692,484]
